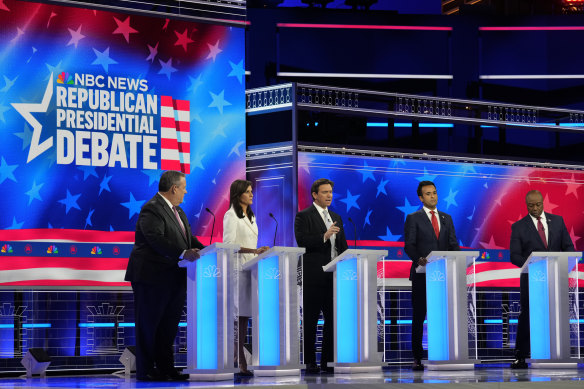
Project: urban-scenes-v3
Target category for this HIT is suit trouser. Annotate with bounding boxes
[303,278,334,368]
[132,279,186,377]
[411,272,427,361]
[515,273,530,358]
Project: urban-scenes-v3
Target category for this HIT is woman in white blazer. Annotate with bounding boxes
[223,179,268,376]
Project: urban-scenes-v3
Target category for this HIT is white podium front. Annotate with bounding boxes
[422,251,479,370]
[178,243,240,381]
[520,251,583,368]
[242,246,306,376]
[322,249,388,374]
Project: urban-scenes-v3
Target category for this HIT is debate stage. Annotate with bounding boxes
[1,365,584,388]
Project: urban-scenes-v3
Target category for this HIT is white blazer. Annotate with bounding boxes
[223,206,258,264]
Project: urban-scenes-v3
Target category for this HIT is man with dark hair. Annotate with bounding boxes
[125,170,205,381]
[509,189,574,369]
[294,178,348,374]
[404,180,460,371]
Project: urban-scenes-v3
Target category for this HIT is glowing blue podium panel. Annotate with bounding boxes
[179,243,240,381]
[323,249,387,374]
[422,251,479,370]
[521,252,583,368]
[242,246,305,376]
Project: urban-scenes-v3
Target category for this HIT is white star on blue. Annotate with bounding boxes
[92,47,118,72]
[378,226,402,241]
[25,180,44,205]
[443,188,459,210]
[359,161,375,183]
[339,189,360,212]
[209,90,232,114]
[58,189,81,214]
[7,217,24,230]
[363,209,373,228]
[78,166,98,180]
[85,209,95,228]
[99,174,113,195]
[158,57,177,80]
[142,169,160,186]
[227,59,245,84]
[396,197,420,221]
[121,192,145,219]
[416,167,438,182]
[188,74,203,94]
[376,178,389,198]
[0,157,18,184]
[14,124,33,150]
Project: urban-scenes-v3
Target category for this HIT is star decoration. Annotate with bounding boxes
[121,192,145,219]
[191,153,205,170]
[67,25,85,48]
[209,90,231,114]
[11,27,24,43]
[158,57,177,80]
[467,206,475,221]
[206,40,222,62]
[146,42,158,62]
[45,60,62,80]
[359,161,375,183]
[363,209,373,228]
[211,121,228,138]
[113,16,138,43]
[0,103,10,123]
[563,174,580,199]
[339,189,361,212]
[99,174,113,195]
[416,167,437,182]
[142,169,160,186]
[85,209,95,228]
[188,74,203,94]
[397,197,420,221]
[0,156,18,185]
[542,193,558,213]
[25,180,44,205]
[0,74,18,93]
[92,47,118,72]
[78,166,98,180]
[14,123,33,150]
[507,213,523,225]
[378,226,401,242]
[443,188,459,210]
[58,189,82,214]
[479,235,505,250]
[0,1,10,11]
[228,141,244,157]
[174,28,194,52]
[227,59,245,84]
[494,190,507,206]
[569,227,581,246]
[47,12,57,28]
[376,178,389,198]
[7,217,24,230]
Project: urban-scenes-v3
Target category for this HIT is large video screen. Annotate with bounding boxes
[0,0,245,286]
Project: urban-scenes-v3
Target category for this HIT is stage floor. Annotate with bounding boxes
[1,365,584,388]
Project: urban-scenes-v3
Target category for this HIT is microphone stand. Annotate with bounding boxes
[205,207,215,245]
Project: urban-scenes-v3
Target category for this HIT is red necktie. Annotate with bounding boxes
[173,206,187,239]
[537,217,548,249]
[430,210,439,239]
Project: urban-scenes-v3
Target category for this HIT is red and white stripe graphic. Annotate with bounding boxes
[160,96,190,174]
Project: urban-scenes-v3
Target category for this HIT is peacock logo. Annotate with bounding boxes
[90,246,102,255]
[47,245,59,254]
[481,252,490,260]
[1,244,13,253]
[57,72,74,85]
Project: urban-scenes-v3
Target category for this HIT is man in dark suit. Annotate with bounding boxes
[509,189,574,369]
[294,178,349,374]
[404,180,460,371]
[125,170,205,381]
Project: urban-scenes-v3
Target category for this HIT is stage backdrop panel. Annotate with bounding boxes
[0,0,245,286]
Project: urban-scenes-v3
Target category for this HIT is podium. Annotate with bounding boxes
[178,243,240,381]
[419,251,479,370]
[241,246,306,376]
[322,249,388,374]
[520,251,583,368]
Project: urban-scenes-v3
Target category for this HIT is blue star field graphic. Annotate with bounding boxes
[0,0,245,234]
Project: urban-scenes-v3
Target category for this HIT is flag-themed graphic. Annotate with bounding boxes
[160,96,191,174]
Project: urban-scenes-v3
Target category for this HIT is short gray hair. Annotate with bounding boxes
[159,171,185,192]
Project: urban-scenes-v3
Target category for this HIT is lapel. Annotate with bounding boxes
[310,205,328,233]
[524,215,547,249]
[545,214,552,247]
[242,214,258,237]
[158,195,188,245]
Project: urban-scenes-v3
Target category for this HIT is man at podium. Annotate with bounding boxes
[509,189,574,369]
[295,178,348,374]
[404,180,460,371]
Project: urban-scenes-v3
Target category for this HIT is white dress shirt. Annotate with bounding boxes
[313,202,337,259]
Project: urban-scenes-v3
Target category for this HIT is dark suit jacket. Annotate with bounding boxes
[294,204,349,286]
[510,212,575,268]
[125,194,204,285]
[404,208,460,280]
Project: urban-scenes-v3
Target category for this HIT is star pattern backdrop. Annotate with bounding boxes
[298,152,584,254]
[0,0,245,237]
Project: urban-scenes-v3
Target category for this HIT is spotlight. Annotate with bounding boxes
[21,348,51,378]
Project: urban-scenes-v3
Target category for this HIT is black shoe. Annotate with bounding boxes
[510,358,528,369]
[412,359,425,371]
[136,372,166,381]
[166,372,189,381]
[237,369,254,377]
[305,363,320,374]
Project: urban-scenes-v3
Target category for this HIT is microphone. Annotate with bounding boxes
[205,207,215,245]
[348,217,357,249]
[269,212,278,247]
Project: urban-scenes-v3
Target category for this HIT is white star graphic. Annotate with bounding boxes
[206,40,222,62]
[11,75,53,162]
[228,140,244,157]
[67,25,85,49]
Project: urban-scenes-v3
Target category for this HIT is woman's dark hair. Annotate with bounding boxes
[229,179,254,222]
